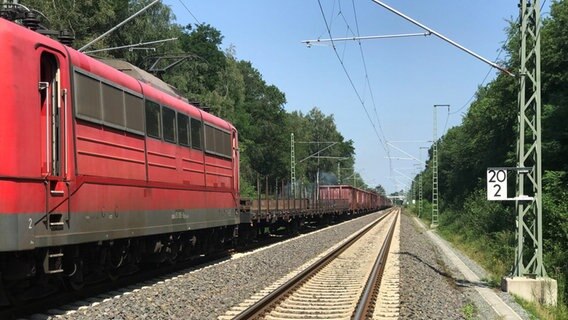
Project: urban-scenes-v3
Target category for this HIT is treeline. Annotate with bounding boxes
[19,0,379,195]
[411,0,568,310]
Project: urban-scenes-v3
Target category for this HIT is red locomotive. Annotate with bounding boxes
[0,13,241,301]
[0,8,390,305]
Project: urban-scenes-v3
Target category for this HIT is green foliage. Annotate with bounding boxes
[462,302,477,320]
[374,185,386,195]
[513,294,568,320]
[285,107,356,187]
[542,171,568,304]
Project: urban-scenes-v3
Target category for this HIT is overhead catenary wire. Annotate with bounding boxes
[434,5,531,155]
[448,0,542,118]
[350,0,393,176]
[449,47,505,116]
[315,0,392,176]
[449,0,547,117]
[438,1,540,129]
[178,0,200,25]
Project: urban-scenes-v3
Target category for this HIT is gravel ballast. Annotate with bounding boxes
[48,211,388,320]
[399,213,469,319]
[400,213,531,320]
[40,210,529,320]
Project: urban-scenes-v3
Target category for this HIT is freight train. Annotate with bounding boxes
[0,7,390,305]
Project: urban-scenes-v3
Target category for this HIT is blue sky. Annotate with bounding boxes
[161,0,532,193]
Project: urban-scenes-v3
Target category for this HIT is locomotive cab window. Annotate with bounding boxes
[177,113,190,146]
[162,107,176,144]
[145,100,161,139]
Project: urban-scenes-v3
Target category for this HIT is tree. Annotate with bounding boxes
[374,185,386,195]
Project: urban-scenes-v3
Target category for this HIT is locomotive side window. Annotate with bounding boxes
[177,113,190,146]
[205,125,215,152]
[190,118,202,150]
[204,124,231,158]
[74,69,144,135]
[145,100,161,139]
[124,93,144,134]
[75,72,102,121]
[162,107,176,144]
[102,83,125,128]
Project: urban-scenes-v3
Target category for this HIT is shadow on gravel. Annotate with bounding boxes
[397,251,489,289]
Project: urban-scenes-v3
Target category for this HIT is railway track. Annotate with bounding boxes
[224,207,400,320]
[4,214,376,319]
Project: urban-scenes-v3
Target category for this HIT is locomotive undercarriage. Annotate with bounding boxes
[0,225,236,306]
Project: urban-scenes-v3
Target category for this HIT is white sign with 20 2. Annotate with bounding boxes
[487,169,507,201]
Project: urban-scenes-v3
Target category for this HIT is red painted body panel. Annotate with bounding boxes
[76,122,146,180]
[0,18,239,251]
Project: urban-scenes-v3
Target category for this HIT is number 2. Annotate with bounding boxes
[493,184,502,197]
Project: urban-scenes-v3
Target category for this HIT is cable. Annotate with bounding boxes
[541,0,548,12]
[178,0,200,25]
[316,0,392,161]
[449,42,506,116]
[349,0,393,175]
[449,2,532,117]
[441,105,450,136]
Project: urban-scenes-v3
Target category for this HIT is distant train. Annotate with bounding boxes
[0,9,390,305]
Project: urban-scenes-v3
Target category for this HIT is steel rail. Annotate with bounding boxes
[232,208,396,320]
[353,208,399,319]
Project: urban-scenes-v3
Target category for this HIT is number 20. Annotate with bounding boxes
[488,169,506,183]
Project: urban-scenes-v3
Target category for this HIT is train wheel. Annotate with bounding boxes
[66,259,85,291]
[0,276,13,307]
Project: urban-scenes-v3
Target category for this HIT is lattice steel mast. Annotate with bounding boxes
[514,0,545,277]
[431,105,448,227]
[432,107,439,227]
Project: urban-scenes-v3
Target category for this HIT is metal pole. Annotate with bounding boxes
[265,176,269,214]
[83,37,177,54]
[431,107,439,227]
[370,0,513,76]
[257,175,261,218]
[275,179,279,212]
[291,133,296,197]
[419,173,423,218]
[301,32,431,45]
[431,105,449,227]
[79,0,160,52]
[514,0,545,277]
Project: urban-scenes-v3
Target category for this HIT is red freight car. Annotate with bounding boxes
[319,185,387,213]
[0,16,241,300]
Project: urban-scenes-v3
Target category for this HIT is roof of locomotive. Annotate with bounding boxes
[0,18,235,132]
[96,58,187,101]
